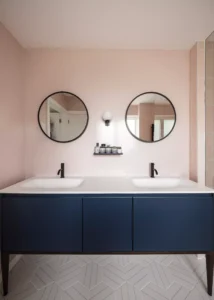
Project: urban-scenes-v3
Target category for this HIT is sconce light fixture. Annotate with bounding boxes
[102,111,112,126]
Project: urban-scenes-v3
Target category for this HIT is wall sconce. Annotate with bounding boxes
[102,111,112,126]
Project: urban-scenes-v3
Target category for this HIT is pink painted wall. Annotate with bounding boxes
[205,37,214,188]
[67,95,85,111]
[189,45,198,182]
[0,23,25,188]
[127,105,138,115]
[139,103,153,141]
[189,42,205,184]
[52,93,68,110]
[24,50,189,177]
[197,42,205,185]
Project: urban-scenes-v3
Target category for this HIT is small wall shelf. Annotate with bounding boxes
[93,153,123,156]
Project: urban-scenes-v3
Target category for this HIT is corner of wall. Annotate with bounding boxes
[0,23,26,188]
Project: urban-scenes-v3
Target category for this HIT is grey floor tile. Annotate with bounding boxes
[1,254,213,300]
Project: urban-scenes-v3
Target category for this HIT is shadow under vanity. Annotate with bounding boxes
[1,90,214,297]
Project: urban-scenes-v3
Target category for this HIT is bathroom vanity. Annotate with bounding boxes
[0,176,214,296]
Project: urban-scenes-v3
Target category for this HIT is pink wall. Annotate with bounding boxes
[189,42,205,184]
[127,105,138,115]
[67,95,85,111]
[52,93,68,110]
[0,23,25,188]
[24,50,189,177]
[139,103,153,141]
[189,45,198,182]
[205,37,214,188]
[197,42,205,185]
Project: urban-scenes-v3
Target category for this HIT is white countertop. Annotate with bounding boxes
[0,176,213,194]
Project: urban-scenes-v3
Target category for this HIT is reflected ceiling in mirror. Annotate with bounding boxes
[38,91,89,143]
[125,92,176,143]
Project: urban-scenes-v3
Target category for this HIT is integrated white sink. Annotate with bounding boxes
[0,176,212,194]
[132,177,181,188]
[20,178,84,189]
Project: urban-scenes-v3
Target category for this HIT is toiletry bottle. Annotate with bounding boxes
[106,145,111,154]
[112,146,117,154]
[118,147,122,154]
[94,143,99,154]
[100,144,106,154]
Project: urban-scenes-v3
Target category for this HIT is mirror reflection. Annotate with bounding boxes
[126,92,176,142]
[38,92,89,143]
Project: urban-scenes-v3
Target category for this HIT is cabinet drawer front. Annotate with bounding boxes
[134,195,214,251]
[2,195,82,252]
[83,197,132,252]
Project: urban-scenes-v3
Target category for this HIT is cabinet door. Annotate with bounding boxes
[83,197,132,252]
[2,195,82,253]
[134,194,214,251]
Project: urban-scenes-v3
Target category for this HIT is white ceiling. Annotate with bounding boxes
[132,94,169,105]
[0,0,214,49]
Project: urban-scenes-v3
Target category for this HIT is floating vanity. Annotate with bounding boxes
[0,176,213,296]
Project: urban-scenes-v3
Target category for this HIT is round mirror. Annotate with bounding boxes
[125,92,176,143]
[38,91,89,143]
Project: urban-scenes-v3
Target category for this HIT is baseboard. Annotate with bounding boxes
[0,254,22,283]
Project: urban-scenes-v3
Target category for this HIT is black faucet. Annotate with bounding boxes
[57,163,65,178]
[150,162,158,178]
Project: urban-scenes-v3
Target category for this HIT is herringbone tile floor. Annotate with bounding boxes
[1,254,214,299]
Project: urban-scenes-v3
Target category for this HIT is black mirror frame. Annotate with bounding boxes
[38,91,89,143]
[125,91,177,143]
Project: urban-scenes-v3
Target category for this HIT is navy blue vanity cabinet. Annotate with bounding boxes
[83,197,132,252]
[2,195,82,253]
[134,194,214,251]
